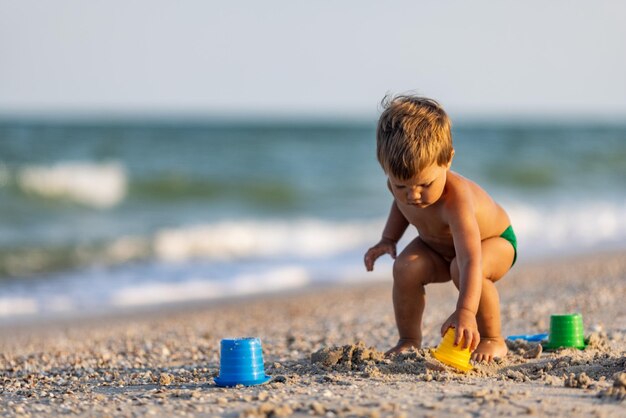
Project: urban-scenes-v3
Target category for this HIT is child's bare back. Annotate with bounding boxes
[364,95,517,363]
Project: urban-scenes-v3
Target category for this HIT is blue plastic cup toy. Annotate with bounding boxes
[214,337,271,387]
[506,333,549,343]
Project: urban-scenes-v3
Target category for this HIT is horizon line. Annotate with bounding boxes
[1,108,626,126]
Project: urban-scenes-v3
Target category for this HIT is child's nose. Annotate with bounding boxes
[408,188,421,201]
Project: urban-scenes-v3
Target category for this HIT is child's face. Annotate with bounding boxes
[388,161,451,208]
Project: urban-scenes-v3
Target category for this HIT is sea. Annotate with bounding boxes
[0,118,625,322]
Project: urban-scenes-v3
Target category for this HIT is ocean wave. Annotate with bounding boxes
[0,237,151,278]
[147,202,626,263]
[153,219,382,262]
[16,161,127,208]
[508,199,626,255]
[0,200,625,280]
[0,219,383,278]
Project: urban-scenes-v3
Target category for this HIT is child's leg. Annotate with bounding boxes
[387,237,451,356]
[450,237,514,362]
[472,278,507,362]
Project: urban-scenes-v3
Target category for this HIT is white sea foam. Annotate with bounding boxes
[153,219,383,262]
[507,199,626,256]
[17,161,127,208]
[0,297,38,317]
[112,266,310,307]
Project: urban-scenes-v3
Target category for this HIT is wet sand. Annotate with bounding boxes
[1,251,625,417]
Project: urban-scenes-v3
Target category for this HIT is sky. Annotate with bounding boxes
[1,1,626,119]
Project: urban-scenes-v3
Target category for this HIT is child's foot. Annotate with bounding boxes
[471,336,508,363]
[385,338,421,357]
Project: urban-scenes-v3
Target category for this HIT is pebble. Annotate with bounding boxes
[158,373,172,386]
[311,401,326,415]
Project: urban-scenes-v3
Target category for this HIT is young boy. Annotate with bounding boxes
[364,95,517,362]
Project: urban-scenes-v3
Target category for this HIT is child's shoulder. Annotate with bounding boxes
[448,171,488,193]
[443,172,491,209]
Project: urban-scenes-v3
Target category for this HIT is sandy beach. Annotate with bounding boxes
[1,250,625,417]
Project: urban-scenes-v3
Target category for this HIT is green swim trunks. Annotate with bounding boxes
[500,225,518,266]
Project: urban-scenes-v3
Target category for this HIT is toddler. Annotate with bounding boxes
[364,95,517,362]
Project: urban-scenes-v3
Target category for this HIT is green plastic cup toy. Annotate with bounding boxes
[543,314,586,350]
[432,328,473,372]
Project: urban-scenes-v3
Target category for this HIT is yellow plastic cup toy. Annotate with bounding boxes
[432,328,473,372]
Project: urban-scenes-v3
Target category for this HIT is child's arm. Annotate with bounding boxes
[381,200,409,243]
[364,201,408,271]
[440,193,483,351]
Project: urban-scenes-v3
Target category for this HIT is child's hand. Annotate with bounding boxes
[364,238,397,271]
[440,308,480,351]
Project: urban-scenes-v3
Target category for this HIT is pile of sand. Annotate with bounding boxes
[306,331,625,392]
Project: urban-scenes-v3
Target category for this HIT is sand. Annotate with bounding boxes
[1,250,625,417]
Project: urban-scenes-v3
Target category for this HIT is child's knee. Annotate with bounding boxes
[393,255,432,287]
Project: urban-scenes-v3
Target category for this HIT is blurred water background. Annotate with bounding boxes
[0,119,625,321]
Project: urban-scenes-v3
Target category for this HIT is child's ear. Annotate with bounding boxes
[446,149,455,168]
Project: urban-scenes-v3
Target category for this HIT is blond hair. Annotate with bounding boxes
[376,95,453,180]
